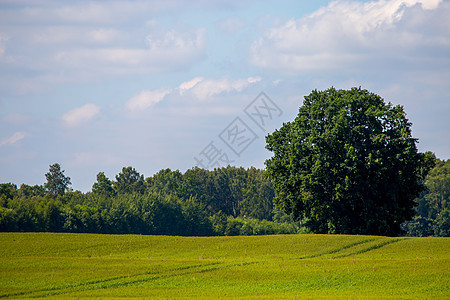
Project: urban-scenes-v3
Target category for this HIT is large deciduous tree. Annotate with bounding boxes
[265,87,435,236]
[44,163,71,197]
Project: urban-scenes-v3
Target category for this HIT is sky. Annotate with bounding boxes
[0,0,449,192]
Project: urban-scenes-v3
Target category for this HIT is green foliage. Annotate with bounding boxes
[114,166,145,195]
[240,168,274,220]
[403,158,450,237]
[177,167,213,204]
[150,166,276,220]
[17,184,45,198]
[210,167,241,216]
[0,183,18,210]
[433,208,450,236]
[209,215,299,236]
[2,157,447,237]
[181,197,213,236]
[403,216,435,237]
[92,172,115,197]
[0,189,216,236]
[147,168,182,196]
[44,163,71,196]
[0,207,18,231]
[0,183,17,202]
[266,87,434,236]
[209,210,228,235]
[423,158,450,217]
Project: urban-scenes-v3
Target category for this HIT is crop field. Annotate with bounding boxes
[0,233,448,299]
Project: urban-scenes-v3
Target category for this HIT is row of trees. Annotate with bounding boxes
[0,160,448,236]
[92,165,276,220]
[0,165,300,236]
[0,159,448,236]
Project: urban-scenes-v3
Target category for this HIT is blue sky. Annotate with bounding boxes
[1,0,449,191]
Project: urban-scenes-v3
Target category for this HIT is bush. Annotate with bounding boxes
[403,216,434,237]
[222,217,300,236]
[0,207,18,231]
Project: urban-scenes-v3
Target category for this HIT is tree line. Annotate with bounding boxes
[0,160,448,237]
[0,165,300,236]
[402,158,450,236]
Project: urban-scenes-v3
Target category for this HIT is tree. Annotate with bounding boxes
[0,183,17,208]
[178,167,214,210]
[403,158,450,237]
[423,159,450,218]
[147,168,182,196]
[92,172,115,197]
[114,166,145,195]
[240,168,274,220]
[0,183,17,200]
[17,184,45,198]
[265,87,434,236]
[44,163,71,197]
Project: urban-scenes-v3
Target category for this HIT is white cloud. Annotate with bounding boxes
[146,28,204,50]
[0,132,27,146]
[126,89,171,111]
[126,75,262,114]
[179,76,262,100]
[250,0,449,75]
[178,77,204,95]
[0,3,209,93]
[62,103,101,127]
[52,28,206,77]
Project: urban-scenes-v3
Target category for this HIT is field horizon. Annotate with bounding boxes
[1,232,448,299]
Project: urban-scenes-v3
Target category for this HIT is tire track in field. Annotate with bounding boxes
[334,238,406,258]
[0,262,220,298]
[31,261,259,298]
[295,238,376,260]
[2,261,259,298]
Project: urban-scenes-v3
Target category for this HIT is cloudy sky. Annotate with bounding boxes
[1,0,449,191]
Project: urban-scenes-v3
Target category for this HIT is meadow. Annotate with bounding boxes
[0,233,448,299]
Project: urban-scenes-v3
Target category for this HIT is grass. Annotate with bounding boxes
[0,233,448,299]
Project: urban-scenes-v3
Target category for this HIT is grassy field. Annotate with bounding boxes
[0,233,448,299]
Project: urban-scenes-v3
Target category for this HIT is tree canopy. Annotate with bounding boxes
[114,167,145,195]
[265,87,435,236]
[0,158,447,236]
[92,172,115,197]
[44,163,71,197]
[403,159,450,236]
[1,166,297,236]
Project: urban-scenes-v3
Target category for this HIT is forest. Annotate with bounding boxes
[0,159,448,237]
[0,165,299,236]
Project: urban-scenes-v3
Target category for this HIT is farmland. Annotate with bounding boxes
[0,233,448,299]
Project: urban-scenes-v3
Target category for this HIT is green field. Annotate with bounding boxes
[0,233,448,299]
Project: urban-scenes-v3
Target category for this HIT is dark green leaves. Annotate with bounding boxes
[266,87,432,236]
[44,163,71,197]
